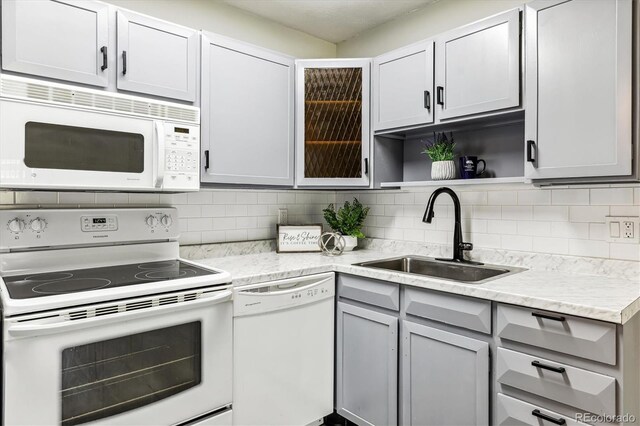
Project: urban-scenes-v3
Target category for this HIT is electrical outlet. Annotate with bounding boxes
[606,216,639,243]
[278,208,288,225]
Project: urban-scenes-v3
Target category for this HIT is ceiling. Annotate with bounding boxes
[222,0,436,44]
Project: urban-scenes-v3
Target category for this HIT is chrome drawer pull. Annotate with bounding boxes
[531,409,566,425]
[532,311,566,322]
[531,360,566,374]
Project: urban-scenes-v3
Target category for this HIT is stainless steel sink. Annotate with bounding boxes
[354,256,524,284]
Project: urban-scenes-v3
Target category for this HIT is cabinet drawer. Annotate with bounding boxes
[404,288,491,334]
[496,348,616,416]
[496,304,616,365]
[496,393,589,426]
[337,275,399,311]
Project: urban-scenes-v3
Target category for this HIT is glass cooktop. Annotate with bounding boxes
[2,260,218,300]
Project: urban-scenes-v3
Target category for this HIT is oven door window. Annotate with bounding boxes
[24,122,145,173]
[61,322,201,426]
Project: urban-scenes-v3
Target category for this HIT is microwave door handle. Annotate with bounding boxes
[154,121,166,188]
[7,290,232,338]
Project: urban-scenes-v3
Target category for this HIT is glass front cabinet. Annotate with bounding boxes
[295,59,371,187]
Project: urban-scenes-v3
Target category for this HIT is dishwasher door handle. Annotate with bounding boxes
[236,275,333,296]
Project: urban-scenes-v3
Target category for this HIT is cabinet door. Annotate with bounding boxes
[200,33,294,186]
[1,0,109,87]
[401,320,489,426]
[524,0,632,180]
[116,10,198,101]
[336,302,397,426]
[373,41,435,131]
[296,59,371,187]
[435,9,520,120]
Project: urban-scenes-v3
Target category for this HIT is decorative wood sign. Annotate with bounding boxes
[276,224,323,253]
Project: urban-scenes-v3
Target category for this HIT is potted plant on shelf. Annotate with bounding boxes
[322,198,370,252]
[422,132,456,180]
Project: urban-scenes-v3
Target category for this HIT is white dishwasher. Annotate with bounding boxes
[233,272,335,426]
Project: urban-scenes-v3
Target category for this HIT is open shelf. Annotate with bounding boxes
[380,176,528,188]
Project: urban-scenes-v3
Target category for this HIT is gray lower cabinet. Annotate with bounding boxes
[1,0,110,87]
[116,10,198,101]
[200,32,294,186]
[524,0,633,180]
[401,320,489,426]
[336,301,398,426]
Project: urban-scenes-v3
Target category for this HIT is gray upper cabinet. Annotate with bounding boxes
[524,0,632,180]
[373,40,435,131]
[435,8,520,120]
[401,320,489,426]
[336,301,398,426]
[116,10,198,101]
[200,33,294,186]
[1,0,110,87]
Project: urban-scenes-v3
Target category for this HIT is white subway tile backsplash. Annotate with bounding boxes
[226,229,248,241]
[460,191,487,205]
[487,220,518,235]
[534,206,569,221]
[212,217,236,230]
[502,206,533,221]
[395,192,415,205]
[590,188,634,206]
[96,193,130,205]
[589,223,607,241]
[532,237,569,255]
[226,204,248,217]
[377,193,395,204]
[258,192,278,204]
[187,218,213,232]
[201,205,226,217]
[237,192,258,204]
[213,192,237,205]
[176,204,201,218]
[610,243,640,261]
[517,190,550,205]
[517,221,551,237]
[187,191,213,205]
[501,235,533,251]
[0,191,15,205]
[128,193,160,205]
[610,205,640,216]
[488,191,517,205]
[550,222,589,239]
[473,205,501,220]
[569,239,609,258]
[201,231,226,244]
[569,206,609,223]
[58,192,95,205]
[551,189,589,205]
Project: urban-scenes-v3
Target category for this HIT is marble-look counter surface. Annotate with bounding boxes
[184,243,640,325]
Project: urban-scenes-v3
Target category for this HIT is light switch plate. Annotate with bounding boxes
[605,216,639,243]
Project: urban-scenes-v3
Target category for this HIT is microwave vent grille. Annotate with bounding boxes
[1,76,199,124]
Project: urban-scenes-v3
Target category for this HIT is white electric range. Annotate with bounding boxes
[0,208,233,426]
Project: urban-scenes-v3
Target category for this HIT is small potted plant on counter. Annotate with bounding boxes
[422,132,456,180]
[322,198,370,251]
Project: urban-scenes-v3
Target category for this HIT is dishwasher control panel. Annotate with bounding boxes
[233,273,335,316]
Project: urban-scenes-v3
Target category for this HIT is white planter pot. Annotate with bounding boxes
[342,236,358,252]
[431,160,457,180]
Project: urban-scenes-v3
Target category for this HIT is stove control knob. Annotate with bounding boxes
[145,215,159,227]
[29,218,47,232]
[160,215,173,227]
[7,218,26,234]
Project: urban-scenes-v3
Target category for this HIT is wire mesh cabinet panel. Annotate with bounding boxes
[296,59,371,187]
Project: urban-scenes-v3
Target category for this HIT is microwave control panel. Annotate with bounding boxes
[163,123,200,189]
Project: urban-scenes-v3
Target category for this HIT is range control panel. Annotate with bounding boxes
[1,208,178,251]
[163,123,199,189]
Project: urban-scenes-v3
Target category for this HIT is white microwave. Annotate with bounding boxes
[0,75,200,192]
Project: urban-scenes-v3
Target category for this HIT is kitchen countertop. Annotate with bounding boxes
[190,247,640,325]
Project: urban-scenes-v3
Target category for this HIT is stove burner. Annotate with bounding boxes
[134,269,198,281]
[137,261,176,270]
[24,272,73,282]
[32,278,112,294]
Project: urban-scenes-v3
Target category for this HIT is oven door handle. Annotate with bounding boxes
[7,290,232,338]
[154,121,166,189]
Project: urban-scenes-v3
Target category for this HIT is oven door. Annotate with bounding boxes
[3,289,232,426]
[0,98,159,191]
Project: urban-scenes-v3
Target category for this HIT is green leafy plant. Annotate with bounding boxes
[323,198,370,238]
[421,132,455,161]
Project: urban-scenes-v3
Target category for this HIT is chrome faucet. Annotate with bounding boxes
[422,187,482,265]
